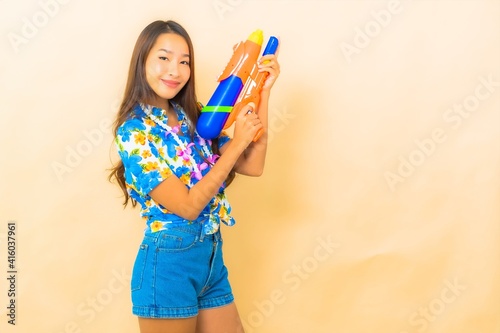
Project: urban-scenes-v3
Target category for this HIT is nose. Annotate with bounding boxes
[167,61,179,77]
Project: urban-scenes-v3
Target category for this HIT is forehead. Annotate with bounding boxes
[151,33,190,56]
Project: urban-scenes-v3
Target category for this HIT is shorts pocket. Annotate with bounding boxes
[157,227,198,252]
[131,243,148,291]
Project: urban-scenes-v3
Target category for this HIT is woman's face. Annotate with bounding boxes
[145,33,191,107]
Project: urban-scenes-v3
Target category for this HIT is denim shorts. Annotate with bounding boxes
[130,221,234,318]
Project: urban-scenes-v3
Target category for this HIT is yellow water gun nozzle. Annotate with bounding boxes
[247,29,264,46]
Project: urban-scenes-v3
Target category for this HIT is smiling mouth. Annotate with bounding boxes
[161,79,180,88]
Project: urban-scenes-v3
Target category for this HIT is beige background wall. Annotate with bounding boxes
[1,0,499,332]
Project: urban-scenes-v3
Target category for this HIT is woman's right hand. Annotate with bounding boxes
[232,102,262,149]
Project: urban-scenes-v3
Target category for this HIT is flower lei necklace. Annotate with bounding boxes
[140,103,218,182]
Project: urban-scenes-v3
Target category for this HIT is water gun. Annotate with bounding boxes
[196,30,279,141]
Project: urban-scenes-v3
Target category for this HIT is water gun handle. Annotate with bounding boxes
[223,36,279,142]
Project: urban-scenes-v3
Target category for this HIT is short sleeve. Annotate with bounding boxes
[115,119,173,197]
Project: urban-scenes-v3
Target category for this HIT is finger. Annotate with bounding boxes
[245,112,260,122]
[253,122,263,131]
[237,102,255,120]
[258,64,276,74]
[258,57,280,74]
[259,54,276,65]
[243,102,255,115]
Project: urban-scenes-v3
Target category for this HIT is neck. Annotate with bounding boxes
[145,97,170,113]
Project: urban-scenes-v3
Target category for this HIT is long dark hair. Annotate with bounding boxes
[108,20,235,207]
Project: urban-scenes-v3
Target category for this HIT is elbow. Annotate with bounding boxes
[180,211,200,221]
[248,166,264,177]
[176,203,203,221]
[253,168,264,177]
[235,165,264,177]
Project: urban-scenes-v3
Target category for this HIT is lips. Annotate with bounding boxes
[161,79,181,88]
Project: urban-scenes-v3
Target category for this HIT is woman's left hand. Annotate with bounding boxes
[258,42,281,92]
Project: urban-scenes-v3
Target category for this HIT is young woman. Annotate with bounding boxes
[108,20,280,333]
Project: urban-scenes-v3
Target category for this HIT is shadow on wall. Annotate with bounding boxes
[229,82,309,224]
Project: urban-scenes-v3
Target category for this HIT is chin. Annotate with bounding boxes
[161,89,183,100]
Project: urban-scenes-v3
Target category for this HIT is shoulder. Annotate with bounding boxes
[118,105,146,128]
[115,107,151,143]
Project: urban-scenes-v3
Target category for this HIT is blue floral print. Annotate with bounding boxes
[115,102,235,235]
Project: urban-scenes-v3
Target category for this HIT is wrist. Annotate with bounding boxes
[260,90,271,100]
[226,139,247,156]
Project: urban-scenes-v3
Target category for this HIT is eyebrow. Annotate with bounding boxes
[158,48,190,58]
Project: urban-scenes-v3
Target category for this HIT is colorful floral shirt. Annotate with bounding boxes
[115,102,235,235]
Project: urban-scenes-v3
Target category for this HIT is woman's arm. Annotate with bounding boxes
[221,53,280,177]
[150,51,280,219]
[225,93,270,177]
[149,107,261,221]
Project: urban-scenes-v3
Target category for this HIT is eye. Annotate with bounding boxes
[181,60,190,65]
[159,56,168,61]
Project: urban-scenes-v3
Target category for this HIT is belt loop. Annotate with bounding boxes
[199,222,205,242]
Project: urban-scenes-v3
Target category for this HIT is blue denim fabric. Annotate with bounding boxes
[131,220,234,318]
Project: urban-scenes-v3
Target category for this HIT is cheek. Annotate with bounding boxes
[182,67,191,81]
[145,60,164,79]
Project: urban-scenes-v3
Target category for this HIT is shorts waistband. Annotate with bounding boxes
[144,218,221,243]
